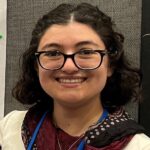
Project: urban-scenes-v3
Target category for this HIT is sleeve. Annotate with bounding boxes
[0,116,4,150]
[0,111,19,149]
[0,110,27,150]
[0,124,2,150]
[124,133,150,150]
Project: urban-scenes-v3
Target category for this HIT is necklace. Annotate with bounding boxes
[27,109,108,150]
[56,109,109,150]
[57,133,84,150]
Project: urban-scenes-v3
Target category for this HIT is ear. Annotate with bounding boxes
[107,65,113,77]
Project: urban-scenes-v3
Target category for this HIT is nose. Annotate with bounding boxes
[61,57,79,73]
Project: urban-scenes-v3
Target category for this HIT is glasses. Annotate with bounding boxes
[35,49,109,70]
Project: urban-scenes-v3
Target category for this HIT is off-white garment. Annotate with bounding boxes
[0,111,150,150]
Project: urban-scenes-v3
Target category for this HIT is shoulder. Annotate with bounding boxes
[0,110,27,134]
[0,110,27,128]
[0,110,27,149]
[124,133,150,150]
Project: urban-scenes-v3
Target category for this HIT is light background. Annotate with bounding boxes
[0,0,7,119]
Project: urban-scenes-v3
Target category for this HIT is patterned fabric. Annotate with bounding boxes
[21,103,145,149]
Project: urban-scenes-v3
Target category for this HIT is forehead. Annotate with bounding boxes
[38,22,105,49]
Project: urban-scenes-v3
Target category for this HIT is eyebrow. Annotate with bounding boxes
[75,41,100,47]
[40,40,100,50]
[40,43,61,50]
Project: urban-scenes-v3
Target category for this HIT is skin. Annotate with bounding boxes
[37,22,112,136]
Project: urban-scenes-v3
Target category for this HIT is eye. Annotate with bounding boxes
[44,50,62,57]
[78,49,95,55]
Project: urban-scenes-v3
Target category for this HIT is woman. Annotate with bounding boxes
[0,3,150,150]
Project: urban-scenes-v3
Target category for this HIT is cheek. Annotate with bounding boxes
[91,66,109,92]
[38,69,47,82]
[38,69,54,92]
[38,67,53,80]
[96,73,107,91]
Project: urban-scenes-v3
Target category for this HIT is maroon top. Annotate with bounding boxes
[21,104,145,149]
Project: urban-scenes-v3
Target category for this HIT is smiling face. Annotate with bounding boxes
[37,22,112,108]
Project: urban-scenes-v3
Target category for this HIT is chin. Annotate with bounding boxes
[54,95,85,105]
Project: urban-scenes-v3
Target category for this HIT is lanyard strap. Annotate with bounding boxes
[27,109,108,150]
[77,109,109,150]
[27,111,48,150]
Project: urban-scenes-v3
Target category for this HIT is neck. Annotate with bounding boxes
[53,98,103,136]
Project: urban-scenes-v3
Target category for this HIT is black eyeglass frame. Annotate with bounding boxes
[35,50,109,70]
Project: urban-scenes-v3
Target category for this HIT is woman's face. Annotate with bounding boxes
[37,22,112,108]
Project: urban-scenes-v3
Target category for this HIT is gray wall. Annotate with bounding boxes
[5,0,142,121]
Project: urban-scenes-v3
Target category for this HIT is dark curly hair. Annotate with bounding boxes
[12,3,142,112]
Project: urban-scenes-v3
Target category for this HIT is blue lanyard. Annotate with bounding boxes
[27,111,48,150]
[27,109,108,150]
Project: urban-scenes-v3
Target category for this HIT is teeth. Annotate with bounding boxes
[58,79,85,83]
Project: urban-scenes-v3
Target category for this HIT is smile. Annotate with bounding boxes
[56,78,87,84]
